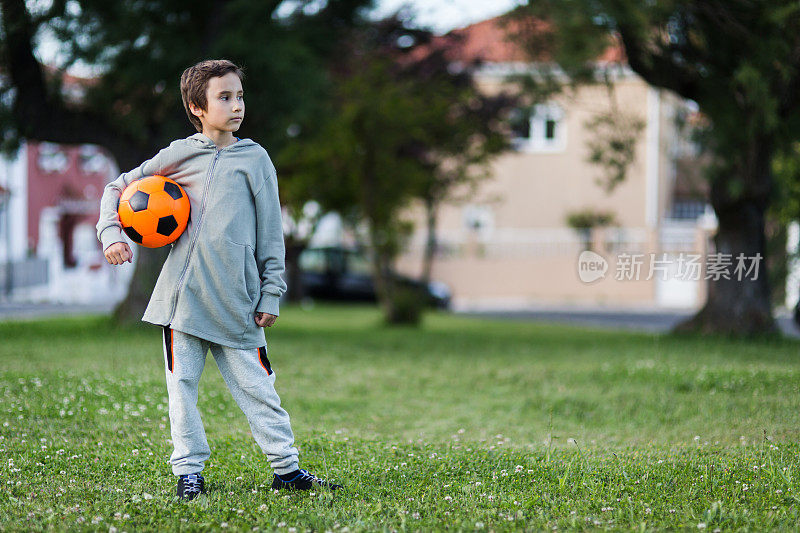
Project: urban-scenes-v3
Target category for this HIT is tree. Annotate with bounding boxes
[279,18,512,323]
[514,1,800,335]
[0,0,371,322]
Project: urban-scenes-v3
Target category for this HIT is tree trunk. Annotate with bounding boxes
[112,246,170,324]
[421,194,437,284]
[675,146,777,335]
[283,239,306,302]
[105,146,169,325]
[367,223,398,321]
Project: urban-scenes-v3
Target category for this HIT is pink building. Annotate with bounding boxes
[0,141,135,303]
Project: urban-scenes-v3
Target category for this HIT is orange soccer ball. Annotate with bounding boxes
[118,175,190,248]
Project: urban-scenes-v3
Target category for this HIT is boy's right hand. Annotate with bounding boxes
[104,242,133,265]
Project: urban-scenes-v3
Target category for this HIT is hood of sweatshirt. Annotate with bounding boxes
[188,132,259,151]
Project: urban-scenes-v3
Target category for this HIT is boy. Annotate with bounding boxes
[96,59,340,500]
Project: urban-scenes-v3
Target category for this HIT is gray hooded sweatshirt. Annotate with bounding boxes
[96,133,287,349]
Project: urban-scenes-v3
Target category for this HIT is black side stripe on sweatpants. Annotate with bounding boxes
[163,326,174,373]
[257,346,272,375]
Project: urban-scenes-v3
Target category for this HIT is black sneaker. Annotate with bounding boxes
[177,473,205,500]
[271,469,342,491]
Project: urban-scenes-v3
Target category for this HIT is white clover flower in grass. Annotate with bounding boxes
[221,523,228,529]
[697,523,707,530]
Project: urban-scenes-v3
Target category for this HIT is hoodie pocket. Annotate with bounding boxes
[226,239,260,329]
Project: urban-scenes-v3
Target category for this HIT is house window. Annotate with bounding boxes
[37,143,69,173]
[512,103,566,153]
[79,145,108,174]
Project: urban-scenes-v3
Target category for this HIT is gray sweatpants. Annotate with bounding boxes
[161,326,299,476]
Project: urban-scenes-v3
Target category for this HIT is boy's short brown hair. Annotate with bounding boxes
[180,59,245,132]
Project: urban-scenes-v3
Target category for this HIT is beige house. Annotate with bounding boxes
[394,16,714,310]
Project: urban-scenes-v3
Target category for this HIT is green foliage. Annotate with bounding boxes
[2,309,800,529]
[515,1,800,333]
[565,208,616,230]
[518,0,800,200]
[771,142,800,224]
[0,0,373,158]
[584,109,645,193]
[279,18,512,323]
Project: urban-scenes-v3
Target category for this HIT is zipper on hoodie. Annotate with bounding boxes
[167,148,222,324]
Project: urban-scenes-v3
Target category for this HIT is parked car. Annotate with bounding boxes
[297,246,451,309]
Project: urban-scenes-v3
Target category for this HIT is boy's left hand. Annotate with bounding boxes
[255,312,277,328]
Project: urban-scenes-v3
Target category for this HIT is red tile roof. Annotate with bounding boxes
[412,14,625,65]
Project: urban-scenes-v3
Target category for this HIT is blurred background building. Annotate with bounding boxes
[389,16,717,311]
[0,140,134,304]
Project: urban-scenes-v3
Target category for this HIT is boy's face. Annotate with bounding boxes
[190,72,244,135]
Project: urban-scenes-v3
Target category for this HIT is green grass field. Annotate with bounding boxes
[2,304,800,531]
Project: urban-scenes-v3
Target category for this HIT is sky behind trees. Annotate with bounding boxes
[371,0,522,32]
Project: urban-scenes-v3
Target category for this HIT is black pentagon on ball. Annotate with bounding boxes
[128,190,150,212]
[163,181,183,200]
[123,225,144,244]
[157,215,179,236]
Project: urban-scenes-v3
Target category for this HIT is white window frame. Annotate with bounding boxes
[514,103,567,153]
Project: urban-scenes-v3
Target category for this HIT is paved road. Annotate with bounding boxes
[0,301,115,320]
[458,306,800,338]
[2,300,799,338]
